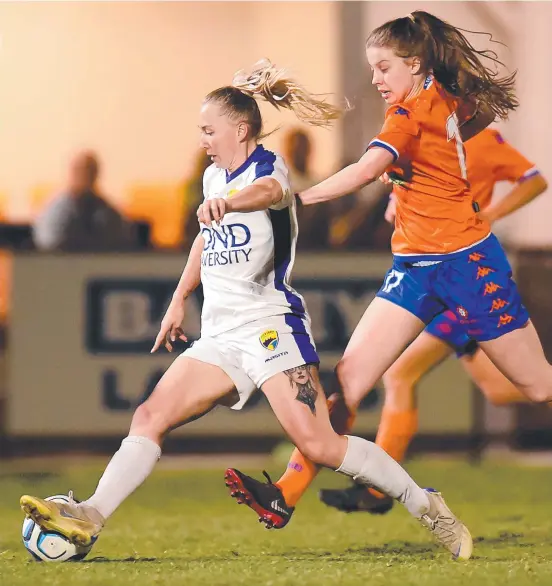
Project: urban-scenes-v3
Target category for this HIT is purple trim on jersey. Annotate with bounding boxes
[226,144,266,184]
[517,168,540,183]
[254,150,277,180]
[269,208,317,364]
[285,313,318,364]
[367,139,399,161]
[269,208,305,316]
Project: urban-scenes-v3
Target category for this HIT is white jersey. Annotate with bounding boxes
[199,144,308,337]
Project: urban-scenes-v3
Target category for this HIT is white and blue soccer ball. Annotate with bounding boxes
[22,495,96,562]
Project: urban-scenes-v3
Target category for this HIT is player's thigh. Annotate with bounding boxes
[337,297,426,410]
[132,353,237,436]
[382,330,452,411]
[459,347,529,405]
[339,259,445,409]
[261,365,346,469]
[479,321,552,403]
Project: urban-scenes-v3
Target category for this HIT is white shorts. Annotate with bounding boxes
[180,314,319,410]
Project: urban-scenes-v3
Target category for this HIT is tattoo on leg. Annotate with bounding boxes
[284,364,318,415]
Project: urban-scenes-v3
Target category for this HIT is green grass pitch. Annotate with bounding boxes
[1,458,552,585]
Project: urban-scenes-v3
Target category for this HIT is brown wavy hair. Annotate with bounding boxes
[366,11,518,120]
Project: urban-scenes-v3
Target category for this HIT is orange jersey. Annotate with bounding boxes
[370,76,490,256]
[465,128,536,210]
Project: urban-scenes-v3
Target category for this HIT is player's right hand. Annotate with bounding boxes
[151,301,187,353]
[197,198,227,226]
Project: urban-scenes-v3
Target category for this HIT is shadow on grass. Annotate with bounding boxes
[84,557,167,564]
[1,472,59,482]
[83,532,544,565]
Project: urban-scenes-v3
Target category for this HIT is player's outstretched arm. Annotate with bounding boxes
[298,147,394,206]
[151,234,203,353]
[226,177,284,213]
[172,233,203,304]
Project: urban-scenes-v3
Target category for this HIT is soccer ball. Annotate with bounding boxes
[21,495,96,562]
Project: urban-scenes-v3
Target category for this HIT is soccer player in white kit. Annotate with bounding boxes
[20,60,472,560]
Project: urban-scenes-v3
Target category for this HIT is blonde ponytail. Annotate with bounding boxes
[231,59,343,128]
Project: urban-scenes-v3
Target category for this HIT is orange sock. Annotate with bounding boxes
[274,449,319,506]
[275,395,356,506]
[368,407,418,499]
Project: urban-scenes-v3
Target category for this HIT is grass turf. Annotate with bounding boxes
[1,458,552,585]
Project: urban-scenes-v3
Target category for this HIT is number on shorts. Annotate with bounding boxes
[446,112,468,180]
[382,269,405,294]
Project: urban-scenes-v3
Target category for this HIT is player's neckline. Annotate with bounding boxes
[226,145,265,184]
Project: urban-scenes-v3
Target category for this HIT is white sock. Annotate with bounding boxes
[336,435,430,518]
[84,435,161,520]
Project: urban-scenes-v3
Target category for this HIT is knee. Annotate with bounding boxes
[506,369,552,404]
[296,433,344,469]
[522,385,552,404]
[130,400,168,439]
[335,357,366,412]
[382,366,416,402]
[382,365,412,393]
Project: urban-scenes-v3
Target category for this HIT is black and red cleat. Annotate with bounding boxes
[224,468,294,529]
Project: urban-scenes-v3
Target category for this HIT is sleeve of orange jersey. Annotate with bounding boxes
[367,106,420,162]
[484,130,538,183]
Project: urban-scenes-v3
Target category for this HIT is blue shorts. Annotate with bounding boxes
[425,310,479,358]
[377,234,529,344]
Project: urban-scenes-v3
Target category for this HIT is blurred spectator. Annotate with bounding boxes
[33,150,134,252]
[181,150,212,250]
[283,128,318,192]
[282,128,329,250]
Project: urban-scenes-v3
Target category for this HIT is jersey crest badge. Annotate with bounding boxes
[260,330,279,351]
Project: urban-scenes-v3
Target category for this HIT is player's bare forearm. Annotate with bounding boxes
[299,163,370,205]
[226,178,283,213]
[172,235,203,303]
[482,173,547,224]
[299,148,394,205]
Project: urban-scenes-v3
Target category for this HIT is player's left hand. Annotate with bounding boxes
[197,198,227,226]
[477,210,495,225]
[379,172,392,185]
